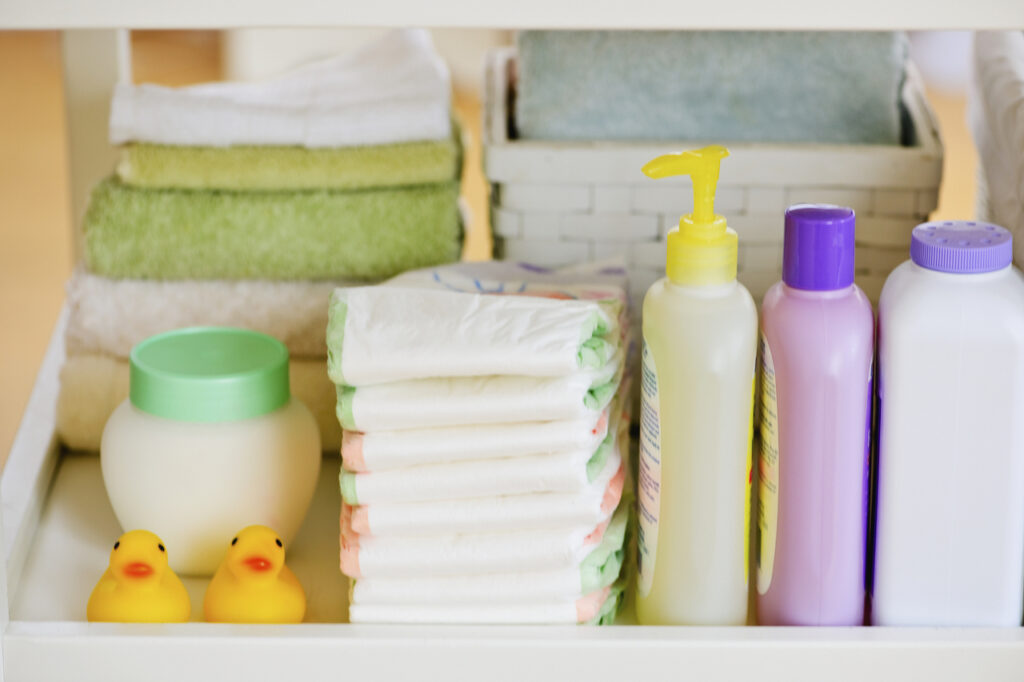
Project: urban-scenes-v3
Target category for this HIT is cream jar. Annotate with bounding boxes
[101,327,321,575]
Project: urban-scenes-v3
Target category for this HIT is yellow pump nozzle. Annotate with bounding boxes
[642,145,737,286]
[642,144,729,228]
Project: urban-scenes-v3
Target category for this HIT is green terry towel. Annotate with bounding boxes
[83,178,462,281]
[517,31,907,145]
[116,129,462,191]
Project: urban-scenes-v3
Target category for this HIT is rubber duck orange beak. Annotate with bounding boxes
[123,562,154,578]
[243,556,273,572]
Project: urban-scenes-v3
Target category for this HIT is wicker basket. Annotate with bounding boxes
[484,48,944,311]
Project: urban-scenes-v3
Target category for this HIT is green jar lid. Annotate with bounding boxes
[129,327,290,423]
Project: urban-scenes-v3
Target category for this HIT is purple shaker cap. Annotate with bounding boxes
[910,221,1012,274]
[783,204,856,291]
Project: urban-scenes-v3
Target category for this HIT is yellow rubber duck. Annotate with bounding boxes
[87,530,191,623]
[203,525,306,623]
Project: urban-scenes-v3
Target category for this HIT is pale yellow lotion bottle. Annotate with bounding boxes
[635,145,758,625]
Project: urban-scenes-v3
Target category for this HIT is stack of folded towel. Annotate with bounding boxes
[58,30,463,451]
[328,262,635,624]
[89,28,462,280]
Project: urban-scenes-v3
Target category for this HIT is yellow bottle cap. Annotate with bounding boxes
[642,145,737,286]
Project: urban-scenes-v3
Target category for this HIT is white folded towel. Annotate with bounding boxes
[110,29,451,148]
[327,286,617,387]
[337,348,622,431]
[971,31,1024,263]
[341,409,609,472]
[65,269,344,360]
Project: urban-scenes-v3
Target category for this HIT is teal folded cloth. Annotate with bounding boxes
[516,31,907,145]
[83,178,462,281]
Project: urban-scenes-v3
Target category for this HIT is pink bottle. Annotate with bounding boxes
[756,205,874,625]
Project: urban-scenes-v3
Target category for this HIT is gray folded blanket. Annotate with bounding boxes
[516,31,907,145]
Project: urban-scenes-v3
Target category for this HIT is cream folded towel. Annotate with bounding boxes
[110,29,451,148]
[66,269,346,360]
[57,354,340,451]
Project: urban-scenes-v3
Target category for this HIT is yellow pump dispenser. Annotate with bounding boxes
[636,144,758,626]
[642,145,736,286]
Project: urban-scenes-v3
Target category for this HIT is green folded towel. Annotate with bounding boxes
[83,178,462,281]
[517,31,907,144]
[116,132,462,191]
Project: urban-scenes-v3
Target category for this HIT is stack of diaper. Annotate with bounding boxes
[57,30,462,452]
[329,262,634,624]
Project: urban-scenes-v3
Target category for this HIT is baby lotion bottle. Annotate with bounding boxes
[756,205,874,626]
[635,145,758,625]
[873,221,1024,626]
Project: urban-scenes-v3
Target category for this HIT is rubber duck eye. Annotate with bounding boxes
[113,541,120,550]
[158,544,165,552]
[275,539,283,548]
[231,537,238,546]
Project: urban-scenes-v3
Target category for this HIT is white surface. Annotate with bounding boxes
[101,399,321,575]
[11,453,349,623]
[110,29,451,148]
[4,0,1023,29]
[636,279,758,625]
[5,331,1024,675]
[875,260,1024,626]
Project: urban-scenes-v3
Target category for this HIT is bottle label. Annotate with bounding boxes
[637,339,662,598]
[757,332,780,595]
[745,373,755,585]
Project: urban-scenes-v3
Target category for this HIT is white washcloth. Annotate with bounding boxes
[350,457,625,537]
[65,269,344,360]
[337,348,622,431]
[110,29,451,148]
[340,443,621,506]
[971,32,1024,263]
[57,354,340,451]
[341,410,609,472]
[327,286,616,387]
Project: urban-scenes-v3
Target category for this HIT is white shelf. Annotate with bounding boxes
[2,0,1022,30]
[4,311,1024,680]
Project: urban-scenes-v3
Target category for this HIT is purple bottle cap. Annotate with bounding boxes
[910,220,1012,274]
[783,204,856,291]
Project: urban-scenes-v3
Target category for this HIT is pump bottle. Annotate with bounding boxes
[634,145,758,625]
